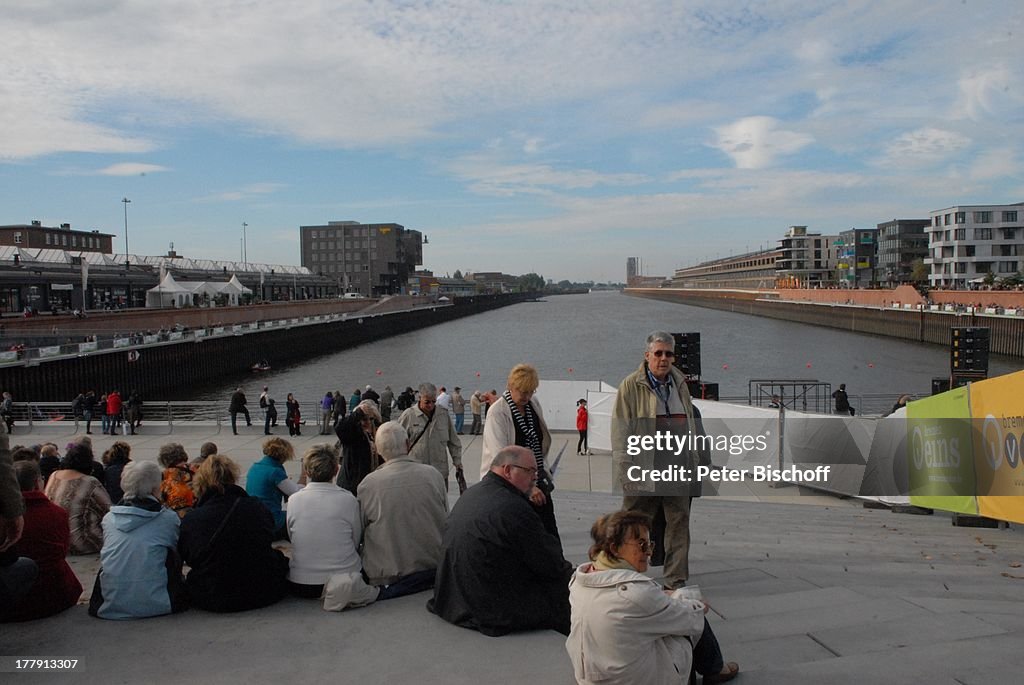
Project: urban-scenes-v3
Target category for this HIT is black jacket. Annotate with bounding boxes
[428,472,571,636]
[335,410,375,495]
[178,484,288,612]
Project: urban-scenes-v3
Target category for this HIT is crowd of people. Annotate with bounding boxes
[0,331,742,683]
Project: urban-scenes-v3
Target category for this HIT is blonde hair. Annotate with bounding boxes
[193,454,240,498]
[262,436,295,463]
[507,363,539,394]
[302,444,339,482]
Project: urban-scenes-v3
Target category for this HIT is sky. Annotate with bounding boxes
[1,1,1022,283]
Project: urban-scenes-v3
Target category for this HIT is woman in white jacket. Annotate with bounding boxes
[567,511,739,684]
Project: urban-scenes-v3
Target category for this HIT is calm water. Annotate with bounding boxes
[192,291,1020,402]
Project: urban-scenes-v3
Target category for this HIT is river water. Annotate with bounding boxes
[193,290,1019,404]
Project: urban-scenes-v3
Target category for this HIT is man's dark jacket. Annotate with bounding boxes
[428,472,570,636]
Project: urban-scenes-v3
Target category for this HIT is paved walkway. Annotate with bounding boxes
[7,427,1024,683]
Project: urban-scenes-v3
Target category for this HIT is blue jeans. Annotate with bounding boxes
[376,569,435,601]
[454,412,465,433]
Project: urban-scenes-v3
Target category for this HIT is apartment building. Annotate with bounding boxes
[925,204,1024,288]
[300,220,423,296]
[775,226,839,288]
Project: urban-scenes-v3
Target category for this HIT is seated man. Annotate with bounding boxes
[359,422,447,600]
[428,445,572,636]
[3,461,83,622]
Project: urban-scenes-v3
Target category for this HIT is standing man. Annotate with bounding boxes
[436,386,453,419]
[82,390,97,435]
[397,383,464,491]
[229,387,252,435]
[451,387,466,435]
[612,331,704,590]
[259,386,269,423]
[379,385,394,422]
[362,385,380,406]
[469,391,483,435]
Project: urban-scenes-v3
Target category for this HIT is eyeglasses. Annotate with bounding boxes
[421,398,437,405]
[650,350,675,358]
[624,538,656,555]
[509,464,538,477]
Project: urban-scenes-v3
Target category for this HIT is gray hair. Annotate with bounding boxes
[375,422,408,461]
[489,445,527,469]
[121,461,163,500]
[302,444,339,483]
[157,442,189,468]
[645,331,674,350]
[418,382,437,399]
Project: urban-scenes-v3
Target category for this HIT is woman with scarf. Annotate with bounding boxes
[481,363,558,539]
[335,399,381,495]
[566,510,739,684]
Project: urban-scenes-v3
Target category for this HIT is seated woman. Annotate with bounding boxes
[101,441,131,504]
[179,455,289,612]
[88,461,188,620]
[158,443,195,518]
[285,444,362,598]
[567,511,739,685]
[2,461,83,622]
[246,437,304,539]
[43,442,111,555]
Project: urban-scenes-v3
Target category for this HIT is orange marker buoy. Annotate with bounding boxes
[867,362,875,368]
[376,369,383,375]
[568,368,574,373]
[806,362,812,368]
[722,364,728,370]
[475,372,480,377]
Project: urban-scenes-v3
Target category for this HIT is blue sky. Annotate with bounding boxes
[2,0,1022,282]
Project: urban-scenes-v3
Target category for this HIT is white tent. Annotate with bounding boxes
[217,275,253,305]
[146,272,192,308]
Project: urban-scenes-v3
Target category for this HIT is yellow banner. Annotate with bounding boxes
[972,370,1024,523]
[907,386,977,515]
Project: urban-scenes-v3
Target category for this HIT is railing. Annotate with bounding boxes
[725,392,926,417]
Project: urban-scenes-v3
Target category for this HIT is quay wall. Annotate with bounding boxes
[2,294,527,401]
[627,288,1024,359]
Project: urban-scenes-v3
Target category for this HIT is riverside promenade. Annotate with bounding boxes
[8,426,1024,683]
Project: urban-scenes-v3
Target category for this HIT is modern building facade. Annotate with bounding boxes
[836,228,877,288]
[0,222,114,253]
[670,249,780,289]
[300,220,423,296]
[875,219,930,286]
[775,226,839,288]
[926,203,1024,289]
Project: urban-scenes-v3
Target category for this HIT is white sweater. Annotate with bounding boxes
[285,481,362,585]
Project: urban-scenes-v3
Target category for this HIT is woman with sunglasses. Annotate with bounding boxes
[567,510,739,684]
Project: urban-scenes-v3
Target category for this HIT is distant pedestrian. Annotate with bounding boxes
[99,394,109,435]
[286,394,301,436]
[576,399,589,455]
[125,391,143,435]
[396,387,415,412]
[331,391,345,425]
[105,390,122,436]
[320,392,334,435]
[229,387,252,435]
[832,383,855,416]
[379,385,394,422]
[469,391,483,436]
[1,391,14,433]
[264,399,278,435]
[362,385,380,405]
[451,387,466,435]
[349,389,362,412]
[259,385,269,422]
[82,391,97,435]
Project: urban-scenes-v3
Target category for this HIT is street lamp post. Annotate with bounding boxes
[242,222,248,269]
[122,197,131,308]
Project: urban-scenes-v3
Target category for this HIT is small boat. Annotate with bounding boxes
[251,361,271,373]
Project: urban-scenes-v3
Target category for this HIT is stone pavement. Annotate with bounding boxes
[7,427,1024,683]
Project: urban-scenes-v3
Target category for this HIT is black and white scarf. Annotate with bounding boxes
[503,390,545,472]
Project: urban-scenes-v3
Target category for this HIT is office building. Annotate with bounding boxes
[300,220,423,296]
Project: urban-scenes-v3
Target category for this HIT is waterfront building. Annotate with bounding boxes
[776,226,839,288]
[836,229,878,289]
[0,221,114,254]
[468,271,521,294]
[299,220,423,297]
[875,219,930,286]
[626,256,639,285]
[926,203,1024,289]
[669,248,780,289]
[0,246,334,314]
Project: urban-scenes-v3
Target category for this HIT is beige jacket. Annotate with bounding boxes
[398,405,463,479]
[611,362,696,494]
[358,457,448,586]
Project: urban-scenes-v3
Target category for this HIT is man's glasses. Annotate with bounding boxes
[509,464,538,477]
[625,538,656,555]
[421,398,437,405]
[650,350,675,358]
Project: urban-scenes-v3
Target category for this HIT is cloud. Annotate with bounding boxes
[953,67,1023,121]
[449,154,650,196]
[882,127,971,165]
[637,101,725,129]
[711,117,814,169]
[968,149,1019,181]
[97,162,170,176]
[202,182,288,202]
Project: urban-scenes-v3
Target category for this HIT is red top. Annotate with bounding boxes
[576,406,588,431]
[106,391,122,415]
[4,491,83,622]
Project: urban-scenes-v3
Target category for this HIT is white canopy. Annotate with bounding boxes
[146,272,192,308]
